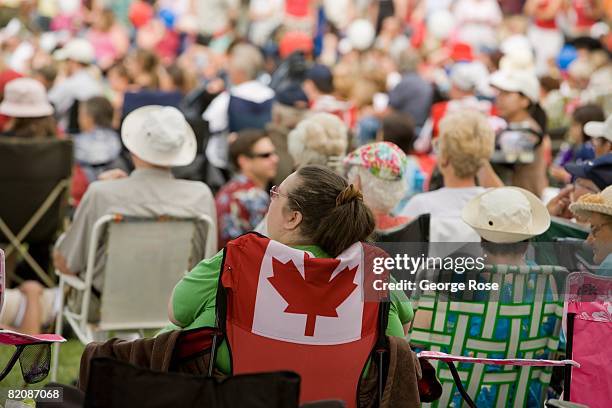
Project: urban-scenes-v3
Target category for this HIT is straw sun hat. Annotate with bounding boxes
[462,187,551,243]
[570,185,612,218]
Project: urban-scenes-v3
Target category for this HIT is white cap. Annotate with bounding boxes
[463,187,551,243]
[584,115,612,142]
[53,39,95,64]
[490,69,540,103]
[346,19,375,51]
[121,106,196,167]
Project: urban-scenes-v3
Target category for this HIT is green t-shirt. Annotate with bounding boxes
[166,246,414,374]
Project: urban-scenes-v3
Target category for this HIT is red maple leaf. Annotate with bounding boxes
[267,254,358,336]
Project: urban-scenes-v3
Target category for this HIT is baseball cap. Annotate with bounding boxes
[565,153,612,191]
[306,64,334,94]
[584,115,612,143]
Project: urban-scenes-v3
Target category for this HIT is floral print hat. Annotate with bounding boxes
[343,142,407,181]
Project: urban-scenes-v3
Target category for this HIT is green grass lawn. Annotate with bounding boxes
[0,340,83,403]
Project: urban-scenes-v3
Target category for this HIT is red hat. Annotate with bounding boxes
[128,0,154,29]
[450,42,474,62]
[279,31,313,59]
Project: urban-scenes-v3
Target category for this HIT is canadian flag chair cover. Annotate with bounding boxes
[563,272,612,408]
[216,233,388,407]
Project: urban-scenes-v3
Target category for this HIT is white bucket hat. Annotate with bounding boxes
[53,38,95,64]
[569,185,612,218]
[462,187,551,243]
[584,115,612,143]
[490,69,540,103]
[0,78,54,118]
[121,106,196,167]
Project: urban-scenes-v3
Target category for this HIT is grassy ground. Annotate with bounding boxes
[0,340,83,403]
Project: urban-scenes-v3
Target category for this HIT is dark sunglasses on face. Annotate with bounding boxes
[249,151,277,159]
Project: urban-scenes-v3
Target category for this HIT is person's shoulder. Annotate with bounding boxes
[172,179,214,198]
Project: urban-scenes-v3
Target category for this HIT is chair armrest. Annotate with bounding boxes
[58,273,86,291]
[417,351,580,368]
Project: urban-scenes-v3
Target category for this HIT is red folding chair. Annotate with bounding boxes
[210,233,389,408]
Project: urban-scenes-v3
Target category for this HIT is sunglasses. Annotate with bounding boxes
[249,151,277,159]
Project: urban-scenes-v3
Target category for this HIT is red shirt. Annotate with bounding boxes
[285,0,311,17]
[534,0,558,29]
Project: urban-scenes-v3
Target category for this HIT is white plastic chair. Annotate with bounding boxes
[50,213,216,380]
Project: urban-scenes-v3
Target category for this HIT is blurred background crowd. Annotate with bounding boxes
[0,0,611,359]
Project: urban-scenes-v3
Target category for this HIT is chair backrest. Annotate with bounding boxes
[0,138,73,243]
[217,233,385,408]
[377,213,430,244]
[94,215,208,330]
[563,272,612,408]
[410,264,567,408]
[0,249,4,313]
[121,90,183,119]
[84,357,301,408]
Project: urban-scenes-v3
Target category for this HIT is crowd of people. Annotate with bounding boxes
[0,0,611,405]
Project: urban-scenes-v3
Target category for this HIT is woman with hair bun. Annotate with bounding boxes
[167,164,413,374]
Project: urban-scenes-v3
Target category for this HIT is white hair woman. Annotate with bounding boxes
[288,112,348,173]
[399,110,497,219]
[344,142,410,232]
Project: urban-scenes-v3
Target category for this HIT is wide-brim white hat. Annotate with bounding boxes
[569,185,612,218]
[121,105,196,167]
[462,187,551,243]
[0,78,54,118]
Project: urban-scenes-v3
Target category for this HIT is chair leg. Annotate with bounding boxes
[50,279,66,382]
[445,361,478,408]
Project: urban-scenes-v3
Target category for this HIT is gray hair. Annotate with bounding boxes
[347,166,406,213]
[230,43,264,80]
[288,113,348,169]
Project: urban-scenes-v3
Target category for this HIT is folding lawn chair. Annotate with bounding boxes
[562,271,612,408]
[211,232,391,408]
[51,213,217,380]
[0,137,73,287]
[410,264,573,407]
[0,249,65,384]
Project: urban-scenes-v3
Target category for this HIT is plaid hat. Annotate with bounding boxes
[343,142,407,181]
[565,153,612,191]
[306,64,334,94]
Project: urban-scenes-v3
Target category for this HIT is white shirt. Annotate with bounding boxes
[203,80,275,168]
[399,187,486,218]
[48,69,103,124]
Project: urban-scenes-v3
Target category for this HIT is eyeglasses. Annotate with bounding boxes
[269,185,303,210]
[249,151,277,159]
[269,185,287,199]
[590,221,612,238]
